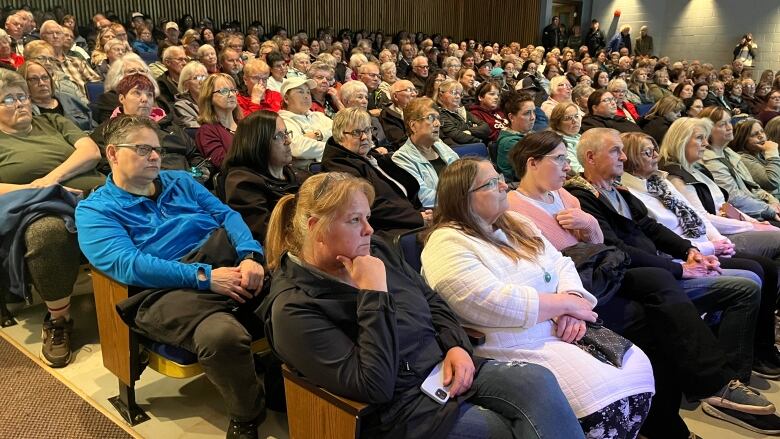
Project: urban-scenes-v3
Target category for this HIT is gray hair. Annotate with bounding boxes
[0,29,9,44]
[39,20,61,35]
[348,53,368,69]
[572,84,594,102]
[332,107,371,144]
[380,61,396,75]
[607,78,628,92]
[307,61,334,78]
[0,69,28,94]
[162,45,185,62]
[291,52,310,70]
[316,53,337,68]
[577,128,620,167]
[339,80,368,107]
[104,53,160,96]
[442,56,461,69]
[177,61,207,93]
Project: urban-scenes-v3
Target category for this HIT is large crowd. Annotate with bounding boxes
[3,5,780,439]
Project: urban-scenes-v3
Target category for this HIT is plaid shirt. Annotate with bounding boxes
[57,55,101,95]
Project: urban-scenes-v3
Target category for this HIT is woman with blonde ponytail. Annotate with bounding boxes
[260,172,584,439]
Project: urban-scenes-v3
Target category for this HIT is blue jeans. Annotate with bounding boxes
[447,361,585,439]
[679,268,761,381]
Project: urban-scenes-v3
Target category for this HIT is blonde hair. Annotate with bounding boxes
[265,172,376,271]
[659,117,713,172]
[197,73,241,124]
[549,102,580,132]
[332,107,371,143]
[621,132,658,174]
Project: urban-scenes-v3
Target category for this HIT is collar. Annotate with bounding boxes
[620,171,668,193]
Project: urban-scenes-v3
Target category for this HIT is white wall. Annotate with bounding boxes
[589,0,780,73]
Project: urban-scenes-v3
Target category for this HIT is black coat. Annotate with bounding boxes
[92,89,176,124]
[260,238,480,439]
[565,179,693,278]
[221,165,310,242]
[438,107,491,146]
[585,28,606,55]
[321,138,425,232]
[639,117,672,144]
[580,114,643,134]
[542,23,563,51]
[379,106,408,151]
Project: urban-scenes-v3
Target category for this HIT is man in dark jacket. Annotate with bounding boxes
[585,19,606,55]
[542,16,563,53]
[565,127,779,436]
[380,79,416,150]
[157,45,187,104]
[580,89,642,134]
[408,55,429,94]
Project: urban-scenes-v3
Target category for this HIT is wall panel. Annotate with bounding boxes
[14,0,540,44]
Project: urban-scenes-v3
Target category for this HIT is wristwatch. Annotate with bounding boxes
[241,252,264,265]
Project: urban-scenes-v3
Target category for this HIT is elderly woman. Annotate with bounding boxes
[0,29,23,68]
[0,69,104,367]
[338,80,389,150]
[437,79,490,146]
[726,79,750,115]
[422,157,654,437]
[496,91,536,180]
[623,129,780,379]
[580,89,642,134]
[197,44,219,74]
[391,97,458,208]
[468,80,510,142]
[608,78,640,122]
[377,61,396,100]
[93,38,127,78]
[321,108,428,233]
[173,61,207,129]
[572,84,594,115]
[541,75,574,119]
[287,52,311,79]
[456,67,477,106]
[549,102,583,173]
[639,95,684,144]
[648,69,672,103]
[442,56,461,79]
[307,61,342,117]
[757,89,780,126]
[18,61,93,130]
[93,53,171,123]
[731,118,780,198]
[263,172,586,439]
[196,73,241,168]
[279,77,334,168]
[699,107,780,224]
[221,110,309,242]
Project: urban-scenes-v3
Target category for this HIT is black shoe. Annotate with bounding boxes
[226,408,266,439]
[753,353,780,380]
[702,402,780,435]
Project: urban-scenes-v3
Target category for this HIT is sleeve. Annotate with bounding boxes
[440,113,482,146]
[391,151,435,208]
[380,113,407,149]
[281,115,327,160]
[667,176,749,235]
[174,100,200,128]
[195,124,228,168]
[703,157,774,218]
[467,114,492,141]
[496,137,518,181]
[78,58,101,82]
[271,288,399,403]
[49,113,88,146]
[421,229,542,329]
[223,169,273,241]
[741,153,780,194]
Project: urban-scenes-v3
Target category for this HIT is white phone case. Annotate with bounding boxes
[420,361,450,405]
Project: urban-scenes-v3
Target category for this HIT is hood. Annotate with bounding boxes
[110,105,168,123]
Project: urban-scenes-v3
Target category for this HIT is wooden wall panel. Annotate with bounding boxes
[16,0,540,44]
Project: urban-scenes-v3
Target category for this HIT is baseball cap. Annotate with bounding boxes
[165,21,179,31]
[490,67,505,78]
[280,77,317,96]
[131,12,144,19]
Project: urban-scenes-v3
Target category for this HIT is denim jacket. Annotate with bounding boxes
[391,138,459,208]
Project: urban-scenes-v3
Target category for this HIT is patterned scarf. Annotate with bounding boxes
[646,174,706,238]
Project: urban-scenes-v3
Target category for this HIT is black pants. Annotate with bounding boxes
[595,267,732,439]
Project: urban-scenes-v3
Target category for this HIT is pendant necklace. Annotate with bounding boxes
[535,260,552,283]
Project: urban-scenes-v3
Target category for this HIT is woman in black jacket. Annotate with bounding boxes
[221,110,310,243]
[322,108,428,233]
[261,171,586,439]
[436,79,491,146]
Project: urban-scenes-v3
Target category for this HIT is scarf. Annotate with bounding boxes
[646,174,706,238]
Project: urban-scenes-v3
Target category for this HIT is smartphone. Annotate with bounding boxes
[420,361,450,405]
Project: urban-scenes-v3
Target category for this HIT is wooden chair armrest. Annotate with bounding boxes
[281,364,372,416]
[463,326,486,346]
[90,267,133,385]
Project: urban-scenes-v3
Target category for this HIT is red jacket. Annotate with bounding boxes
[237,90,283,116]
[467,104,510,142]
[615,101,640,122]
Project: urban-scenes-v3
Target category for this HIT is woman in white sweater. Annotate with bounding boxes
[421,157,655,438]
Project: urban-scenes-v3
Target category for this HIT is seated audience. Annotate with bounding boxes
[321,108,427,233]
[94,39,127,78]
[422,157,654,436]
[358,62,389,116]
[408,55,429,94]
[286,52,310,79]
[456,67,477,106]
[338,80,389,149]
[468,80,510,142]
[218,48,245,92]
[0,69,104,368]
[627,68,652,104]
[377,60,397,100]
[673,82,694,100]
[19,61,94,130]
[222,110,310,242]
[726,79,749,115]
[757,89,780,126]
[496,91,536,180]
[741,78,763,115]
[157,46,188,105]
[173,61,207,129]
[580,89,642,133]
[699,107,780,223]
[638,95,684,144]
[392,97,458,207]
[549,102,584,173]
[571,84,593,114]
[262,171,586,439]
[307,61,342,118]
[0,29,24,69]
[278,77,333,168]
[732,118,780,199]
[437,79,491,146]
[647,69,672,102]
[39,20,100,100]
[90,27,115,71]
[540,75,574,118]
[131,25,157,60]
[197,44,220,74]
[608,78,640,122]
[379,79,417,150]
[196,74,241,169]
[76,115,267,439]
[422,69,447,101]
[238,59,283,116]
[683,97,704,118]
[23,41,84,104]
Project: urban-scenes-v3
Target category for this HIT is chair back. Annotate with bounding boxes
[452,143,488,158]
[85,81,104,103]
[308,162,323,174]
[394,228,425,272]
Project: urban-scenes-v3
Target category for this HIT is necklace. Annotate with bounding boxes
[537,262,552,283]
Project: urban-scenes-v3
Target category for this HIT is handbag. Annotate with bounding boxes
[575,319,633,368]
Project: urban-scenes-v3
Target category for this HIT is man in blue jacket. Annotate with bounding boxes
[76,115,267,439]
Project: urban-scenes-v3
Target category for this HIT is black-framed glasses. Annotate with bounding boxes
[0,93,29,107]
[640,148,659,158]
[114,143,166,157]
[470,174,506,192]
[343,127,376,138]
[213,87,238,96]
[543,154,571,166]
[272,130,293,141]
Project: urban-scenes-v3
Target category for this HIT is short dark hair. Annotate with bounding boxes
[266,50,284,67]
[475,80,500,99]
[104,114,158,146]
[587,88,611,113]
[509,131,564,180]
[222,110,279,172]
[500,90,534,115]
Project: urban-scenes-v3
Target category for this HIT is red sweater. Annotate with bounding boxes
[237,90,283,116]
[195,123,234,168]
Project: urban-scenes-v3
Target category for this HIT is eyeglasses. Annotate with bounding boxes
[193,74,207,81]
[248,75,269,83]
[470,174,506,192]
[640,148,659,158]
[213,87,238,96]
[415,114,440,123]
[395,88,418,95]
[0,93,29,106]
[543,154,571,166]
[114,143,165,157]
[443,90,462,97]
[414,65,430,70]
[600,97,617,104]
[32,56,57,64]
[360,72,380,79]
[272,130,293,141]
[26,75,51,84]
[561,114,580,122]
[343,127,377,138]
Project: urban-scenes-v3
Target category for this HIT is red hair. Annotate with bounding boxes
[115,73,156,97]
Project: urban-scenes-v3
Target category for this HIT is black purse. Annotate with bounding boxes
[575,319,633,368]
